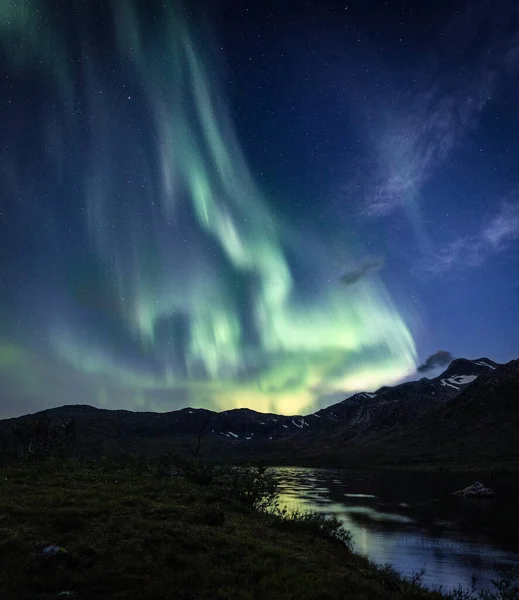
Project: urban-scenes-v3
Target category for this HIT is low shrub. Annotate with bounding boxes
[212,465,279,512]
[411,568,518,600]
[176,459,279,512]
[469,569,518,600]
[272,506,353,548]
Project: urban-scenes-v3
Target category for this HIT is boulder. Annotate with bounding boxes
[42,544,68,555]
[453,481,495,498]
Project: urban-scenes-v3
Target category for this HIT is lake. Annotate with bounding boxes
[273,467,519,593]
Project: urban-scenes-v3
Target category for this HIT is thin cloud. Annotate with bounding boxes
[482,202,519,248]
[428,201,519,273]
[365,77,494,217]
[431,237,485,273]
[361,3,517,218]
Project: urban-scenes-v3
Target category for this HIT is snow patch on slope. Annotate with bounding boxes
[441,379,459,390]
[447,375,478,385]
[475,361,495,370]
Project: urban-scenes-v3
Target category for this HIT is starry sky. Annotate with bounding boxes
[1,0,518,419]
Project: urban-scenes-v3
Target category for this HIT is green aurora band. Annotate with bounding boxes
[0,0,417,416]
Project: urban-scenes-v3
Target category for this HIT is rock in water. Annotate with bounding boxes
[42,544,68,555]
[453,481,496,497]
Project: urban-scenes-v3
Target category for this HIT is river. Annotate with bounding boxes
[273,467,519,593]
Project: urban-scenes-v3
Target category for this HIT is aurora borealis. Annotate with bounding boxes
[1,0,518,418]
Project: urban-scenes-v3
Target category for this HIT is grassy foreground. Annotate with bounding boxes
[0,459,510,600]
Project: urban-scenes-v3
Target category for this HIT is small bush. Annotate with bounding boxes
[272,506,353,548]
[478,569,519,600]
[212,465,279,512]
[175,459,279,512]
[433,569,518,600]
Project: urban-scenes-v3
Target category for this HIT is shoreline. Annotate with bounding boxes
[0,457,492,600]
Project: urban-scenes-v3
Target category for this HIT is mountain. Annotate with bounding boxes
[0,356,516,467]
[305,357,499,442]
[361,357,519,466]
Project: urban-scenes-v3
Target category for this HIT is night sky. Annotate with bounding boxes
[1,0,518,419]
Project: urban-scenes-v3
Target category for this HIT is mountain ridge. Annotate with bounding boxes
[1,355,515,467]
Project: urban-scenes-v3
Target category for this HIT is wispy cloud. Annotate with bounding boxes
[365,77,494,217]
[482,202,519,249]
[429,201,519,273]
[361,3,518,218]
[432,236,485,272]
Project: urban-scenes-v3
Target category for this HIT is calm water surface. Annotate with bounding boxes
[273,467,519,593]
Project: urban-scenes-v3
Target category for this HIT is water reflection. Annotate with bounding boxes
[274,467,519,592]
[344,493,377,498]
